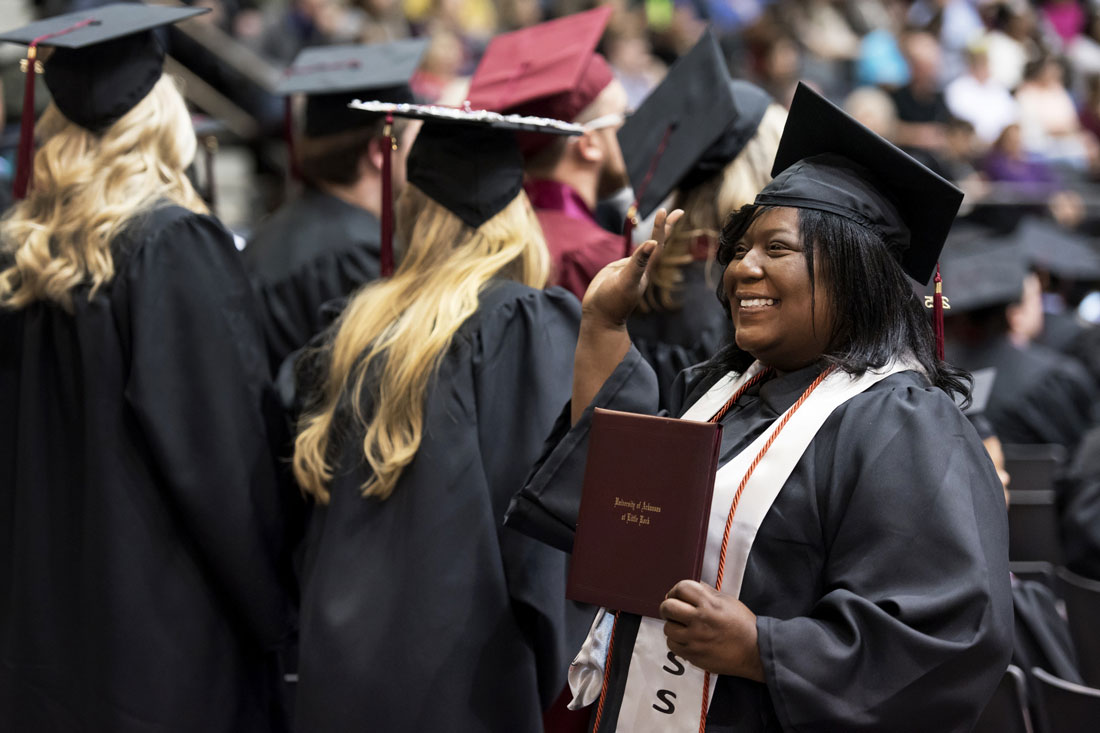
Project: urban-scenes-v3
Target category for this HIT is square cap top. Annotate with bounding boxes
[756,82,964,285]
[466,6,613,117]
[276,40,428,96]
[1013,217,1100,282]
[281,41,428,137]
[618,31,772,219]
[358,102,582,228]
[0,4,206,48]
[0,3,209,132]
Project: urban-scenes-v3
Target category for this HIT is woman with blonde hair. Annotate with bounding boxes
[620,35,787,407]
[291,115,587,732]
[0,8,295,733]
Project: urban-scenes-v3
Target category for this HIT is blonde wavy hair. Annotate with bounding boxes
[0,74,207,312]
[293,184,550,503]
[641,103,787,312]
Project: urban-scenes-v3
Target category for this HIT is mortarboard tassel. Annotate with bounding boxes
[622,124,674,257]
[933,263,945,361]
[380,112,395,277]
[13,17,96,199]
[14,47,38,200]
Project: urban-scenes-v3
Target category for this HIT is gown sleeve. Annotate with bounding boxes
[505,345,660,553]
[756,384,1014,732]
[123,212,295,651]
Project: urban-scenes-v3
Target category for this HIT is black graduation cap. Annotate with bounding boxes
[936,236,1028,313]
[278,40,428,138]
[346,100,583,274]
[618,31,772,220]
[756,82,964,286]
[957,367,997,440]
[1013,217,1100,282]
[0,3,208,198]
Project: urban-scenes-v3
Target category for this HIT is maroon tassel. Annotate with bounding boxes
[14,17,98,199]
[283,97,301,185]
[623,124,673,259]
[380,112,395,277]
[621,202,638,258]
[13,46,38,200]
[933,263,945,361]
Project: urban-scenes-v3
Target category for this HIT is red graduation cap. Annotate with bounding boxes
[467,6,613,155]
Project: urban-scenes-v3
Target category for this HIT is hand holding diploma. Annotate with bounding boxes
[660,580,765,682]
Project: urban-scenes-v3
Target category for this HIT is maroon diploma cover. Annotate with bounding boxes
[567,408,723,618]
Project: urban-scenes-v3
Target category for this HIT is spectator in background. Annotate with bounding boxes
[946,42,1020,147]
[981,0,1038,90]
[984,122,1060,193]
[908,0,985,83]
[252,0,361,64]
[1066,11,1100,96]
[356,0,413,43]
[1015,55,1098,171]
[1077,72,1100,140]
[781,0,860,97]
[1040,0,1086,51]
[892,31,951,154]
[604,11,666,110]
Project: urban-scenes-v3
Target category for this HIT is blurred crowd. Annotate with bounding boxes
[10,0,1100,238]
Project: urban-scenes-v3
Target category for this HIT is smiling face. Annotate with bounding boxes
[722,206,836,371]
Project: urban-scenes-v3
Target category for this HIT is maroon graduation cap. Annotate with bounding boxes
[467,6,614,156]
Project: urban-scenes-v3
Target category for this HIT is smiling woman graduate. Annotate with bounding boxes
[507,83,1014,732]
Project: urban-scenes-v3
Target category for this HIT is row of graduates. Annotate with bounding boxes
[1,4,1096,732]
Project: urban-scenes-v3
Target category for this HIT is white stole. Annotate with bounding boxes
[586,360,912,733]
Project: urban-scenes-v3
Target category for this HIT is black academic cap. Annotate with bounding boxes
[957,367,997,439]
[618,31,772,219]
[407,123,523,229]
[353,100,582,229]
[278,40,428,138]
[0,4,208,132]
[1013,217,1100,282]
[756,82,964,286]
[936,236,1028,313]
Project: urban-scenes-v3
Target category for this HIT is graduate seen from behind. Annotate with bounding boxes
[468,7,631,302]
[508,83,1013,731]
[290,108,591,732]
[0,6,296,732]
[245,40,427,373]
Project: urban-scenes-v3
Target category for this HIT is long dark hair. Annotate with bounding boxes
[707,204,972,401]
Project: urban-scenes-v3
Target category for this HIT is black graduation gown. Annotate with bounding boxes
[0,205,296,733]
[1010,576,1083,733]
[294,281,593,732]
[244,187,382,372]
[947,335,1097,449]
[628,260,732,411]
[508,349,1014,732]
[1038,310,1100,389]
[1060,424,1100,579]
